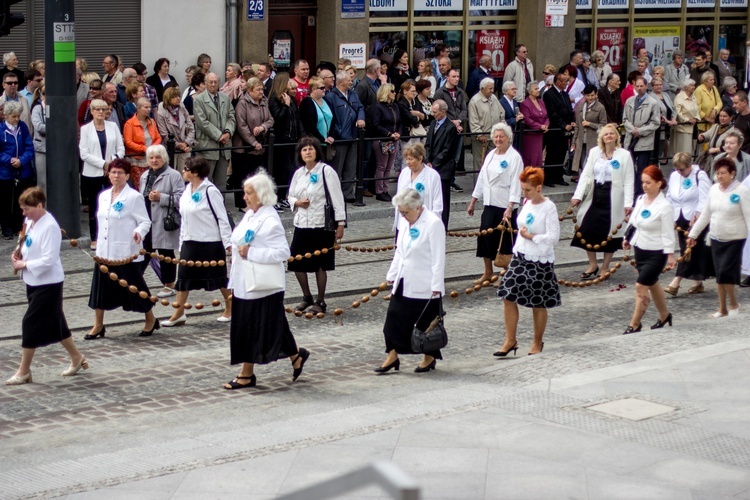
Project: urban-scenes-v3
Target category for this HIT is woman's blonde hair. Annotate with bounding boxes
[377,83,395,103]
[597,123,622,150]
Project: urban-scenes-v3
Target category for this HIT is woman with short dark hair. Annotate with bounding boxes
[156,86,194,172]
[7,187,88,385]
[146,57,177,103]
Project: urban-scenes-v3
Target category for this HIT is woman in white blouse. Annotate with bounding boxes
[163,157,233,327]
[664,152,712,297]
[688,158,750,318]
[7,188,88,385]
[377,188,445,374]
[86,159,158,339]
[224,170,309,389]
[79,98,125,250]
[496,168,561,357]
[287,136,346,315]
[571,124,635,280]
[467,123,523,283]
[622,166,677,334]
[394,142,442,230]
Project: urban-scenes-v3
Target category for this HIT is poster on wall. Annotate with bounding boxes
[596,28,625,72]
[273,39,291,68]
[339,43,367,69]
[474,30,510,78]
[632,26,680,69]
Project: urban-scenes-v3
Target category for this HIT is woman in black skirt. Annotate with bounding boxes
[7,188,89,385]
[287,136,346,315]
[467,122,523,282]
[623,166,677,334]
[688,158,750,318]
[377,188,445,374]
[664,152,713,296]
[86,159,159,339]
[571,124,635,280]
[224,170,310,389]
[163,157,233,327]
[497,168,561,356]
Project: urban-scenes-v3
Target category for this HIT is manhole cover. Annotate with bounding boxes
[587,397,676,421]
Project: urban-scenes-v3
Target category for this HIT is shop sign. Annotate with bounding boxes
[597,0,628,8]
[634,0,680,7]
[546,0,568,15]
[576,0,593,8]
[596,27,625,72]
[720,0,747,6]
[475,30,510,78]
[369,0,408,11]
[686,0,715,6]
[342,0,365,18]
[339,43,367,69]
[467,0,517,8]
[632,26,680,68]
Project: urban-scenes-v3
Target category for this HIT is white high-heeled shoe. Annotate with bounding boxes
[5,372,32,385]
[61,357,89,377]
[162,315,187,327]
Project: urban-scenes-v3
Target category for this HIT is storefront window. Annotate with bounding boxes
[685,26,713,62]
[413,30,463,70]
[468,29,513,80]
[576,0,593,14]
[632,26,681,69]
[576,28,592,54]
[370,31,408,61]
[719,24,746,86]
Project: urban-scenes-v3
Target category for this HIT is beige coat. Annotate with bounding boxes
[502,57,534,102]
[193,91,236,161]
[156,103,195,147]
[571,99,607,170]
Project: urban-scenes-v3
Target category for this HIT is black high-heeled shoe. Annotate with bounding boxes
[623,324,642,334]
[414,359,436,373]
[292,348,310,381]
[580,267,599,280]
[493,343,518,357]
[374,358,400,373]
[651,313,673,330]
[528,342,545,356]
[139,319,160,337]
[84,326,106,340]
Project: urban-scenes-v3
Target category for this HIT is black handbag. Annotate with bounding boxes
[321,165,346,231]
[410,295,448,353]
[163,193,181,231]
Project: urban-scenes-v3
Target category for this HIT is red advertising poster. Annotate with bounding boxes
[596,27,625,73]
[475,30,509,78]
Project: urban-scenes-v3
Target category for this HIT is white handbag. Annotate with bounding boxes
[242,260,285,292]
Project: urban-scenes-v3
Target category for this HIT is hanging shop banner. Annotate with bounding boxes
[475,30,510,78]
[369,0,408,12]
[466,0,517,8]
[634,0,679,7]
[576,0,593,8]
[632,26,680,69]
[596,27,625,72]
[597,0,628,9]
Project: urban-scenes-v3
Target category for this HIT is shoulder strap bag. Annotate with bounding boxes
[494,219,515,269]
[205,185,236,231]
[163,189,181,231]
[410,295,448,353]
[240,216,285,292]
[321,165,347,231]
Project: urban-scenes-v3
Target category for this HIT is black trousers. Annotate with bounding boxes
[229,152,265,208]
[140,232,177,285]
[544,131,568,184]
[0,177,35,235]
[632,151,651,198]
[272,144,296,199]
[80,175,110,241]
[440,178,451,230]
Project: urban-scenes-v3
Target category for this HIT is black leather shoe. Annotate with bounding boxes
[84,326,106,340]
[374,358,400,373]
[376,193,392,202]
[559,181,570,186]
[414,359,436,373]
[493,343,518,357]
[741,277,750,288]
[651,313,673,329]
[292,348,310,381]
[139,319,160,337]
[543,182,555,188]
[623,324,642,334]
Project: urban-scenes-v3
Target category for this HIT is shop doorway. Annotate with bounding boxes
[268,7,317,75]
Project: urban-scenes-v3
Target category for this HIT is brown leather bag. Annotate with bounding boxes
[493,219,515,269]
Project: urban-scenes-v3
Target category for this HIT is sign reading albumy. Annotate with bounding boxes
[53,22,75,63]
[339,43,367,69]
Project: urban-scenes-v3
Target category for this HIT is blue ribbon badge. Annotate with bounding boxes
[191,191,201,203]
[641,209,651,219]
[610,160,620,169]
[525,213,535,226]
[730,193,741,204]
[407,227,420,249]
[244,229,255,244]
[24,237,32,248]
[415,182,425,194]
[682,178,693,189]
[113,201,123,212]
[499,160,508,170]
[310,173,319,184]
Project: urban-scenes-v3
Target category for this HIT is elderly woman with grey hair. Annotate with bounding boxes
[467,122,523,284]
[138,144,184,298]
[591,50,613,88]
[224,169,309,389]
[664,51,690,101]
[673,78,700,155]
[0,99,35,240]
[376,188,445,374]
[721,76,738,110]
[713,129,750,182]
[519,80,549,167]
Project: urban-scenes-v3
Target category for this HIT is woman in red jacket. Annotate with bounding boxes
[123,97,162,190]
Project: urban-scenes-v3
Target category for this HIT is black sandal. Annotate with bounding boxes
[224,374,256,390]
[292,348,310,381]
[295,295,314,312]
[310,300,327,314]
[580,267,599,280]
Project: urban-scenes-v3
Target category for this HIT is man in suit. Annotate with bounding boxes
[542,72,576,187]
[622,75,661,197]
[434,69,467,192]
[466,55,492,99]
[193,72,236,192]
[425,99,458,229]
[499,80,524,131]
[356,59,382,197]
[256,63,274,96]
